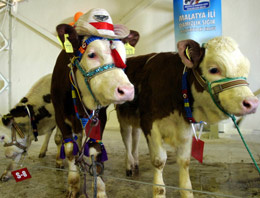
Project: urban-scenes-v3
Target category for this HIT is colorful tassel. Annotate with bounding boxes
[110,41,126,69]
[60,144,66,159]
[73,141,79,155]
[100,144,108,162]
[84,142,89,157]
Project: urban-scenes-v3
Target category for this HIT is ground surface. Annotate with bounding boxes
[0,129,260,198]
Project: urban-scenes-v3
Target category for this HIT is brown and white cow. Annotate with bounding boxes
[51,9,139,197]
[0,74,57,181]
[116,36,259,198]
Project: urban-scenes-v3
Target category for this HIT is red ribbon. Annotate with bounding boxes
[90,22,114,31]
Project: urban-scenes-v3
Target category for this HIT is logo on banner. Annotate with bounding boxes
[183,0,210,11]
[174,0,222,45]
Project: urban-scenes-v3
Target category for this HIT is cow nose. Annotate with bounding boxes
[116,85,134,101]
[241,97,259,114]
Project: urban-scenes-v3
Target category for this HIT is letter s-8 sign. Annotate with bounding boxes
[11,168,32,182]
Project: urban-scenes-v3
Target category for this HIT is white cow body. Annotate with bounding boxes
[0,74,57,181]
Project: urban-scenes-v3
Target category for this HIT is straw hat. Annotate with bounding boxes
[75,8,130,39]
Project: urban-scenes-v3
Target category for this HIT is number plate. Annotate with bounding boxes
[11,167,32,182]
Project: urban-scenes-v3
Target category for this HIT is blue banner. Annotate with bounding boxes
[174,0,222,45]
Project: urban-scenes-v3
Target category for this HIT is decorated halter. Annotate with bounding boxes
[71,36,126,105]
[3,119,27,151]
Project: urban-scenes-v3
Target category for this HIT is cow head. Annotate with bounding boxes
[178,37,259,123]
[56,24,139,110]
[0,120,27,159]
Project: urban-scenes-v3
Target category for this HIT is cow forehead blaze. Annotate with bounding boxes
[202,44,250,78]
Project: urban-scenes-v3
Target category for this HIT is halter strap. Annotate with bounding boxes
[76,36,103,61]
[4,124,27,151]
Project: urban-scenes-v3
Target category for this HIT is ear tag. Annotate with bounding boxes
[185,47,191,61]
[124,42,135,55]
[191,122,206,163]
[64,34,74,53]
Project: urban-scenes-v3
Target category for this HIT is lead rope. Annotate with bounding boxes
[232,116,260,174]
[206,79,260,174]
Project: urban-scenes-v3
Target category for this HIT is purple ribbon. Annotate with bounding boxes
[60,136,79,159]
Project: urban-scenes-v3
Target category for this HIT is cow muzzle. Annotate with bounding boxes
[240,96,259,115]
[115,84,135,103]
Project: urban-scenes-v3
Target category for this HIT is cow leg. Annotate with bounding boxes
[65,142,80,198]
[0,154,22,182]
[120,124,135,176]
[176,135,193,198]
[89,146,107,198]
[39,130,53,158]
[54,128,64,169]
[147,124,167,198]
[132,127,141,175]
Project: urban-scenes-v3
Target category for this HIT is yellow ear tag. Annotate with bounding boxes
[124,43,135,55]
[64,34,74,53]
[185,47,191,61]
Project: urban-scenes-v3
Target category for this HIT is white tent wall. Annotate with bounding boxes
[0,0,259,131]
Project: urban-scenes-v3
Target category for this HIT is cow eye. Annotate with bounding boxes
[88,52,96,58]
[209,67,220,74]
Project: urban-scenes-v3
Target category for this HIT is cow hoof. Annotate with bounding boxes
[0,174,10,182]
[38,153,46,158]
[134,165,139,176]
[66,191,78,198]
[97,192,107,198]
[153,187,165,198]
[56,163,65,169]
[126,169,132,177]
[79,194,88,198]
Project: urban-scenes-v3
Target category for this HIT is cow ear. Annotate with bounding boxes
[1,114,13,126]
[121,30,140,47]
[56,24,80,52]
[177,39,204,68]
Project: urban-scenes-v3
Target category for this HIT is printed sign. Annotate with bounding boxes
[174,0,222,45]
[85,120,101,140]
[11,167,32,182]
[191,136,204,163]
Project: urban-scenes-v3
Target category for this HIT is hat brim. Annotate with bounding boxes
[75,21,130,39]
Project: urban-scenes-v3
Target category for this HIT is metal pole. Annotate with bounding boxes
[7,0,12,109]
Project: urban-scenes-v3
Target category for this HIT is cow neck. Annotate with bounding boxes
[24,105,38,141]
[182,66,198,123]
